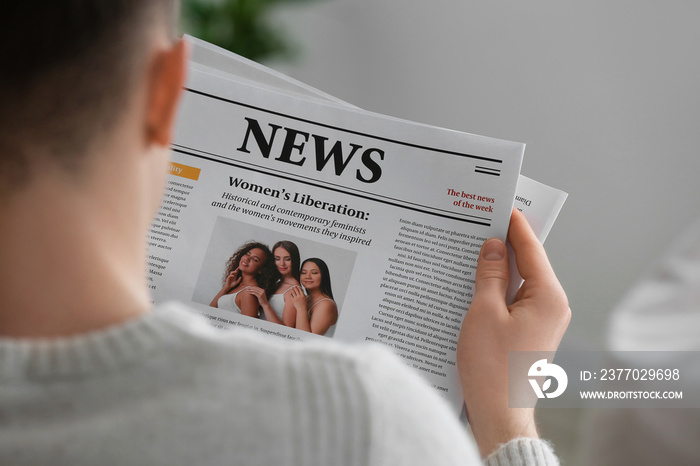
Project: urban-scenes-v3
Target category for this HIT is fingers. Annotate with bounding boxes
[507,209,555,283]
[472,238,510,312]
[508,209,570,322]
[227,269,240,283]
[290,287,306,303]
[248,288,271,307]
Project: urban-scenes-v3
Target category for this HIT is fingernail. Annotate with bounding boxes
[481,239,505,261]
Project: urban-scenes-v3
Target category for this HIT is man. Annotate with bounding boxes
[0,1,570,464]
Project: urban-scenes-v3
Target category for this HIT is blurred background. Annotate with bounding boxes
[182,1,700,464]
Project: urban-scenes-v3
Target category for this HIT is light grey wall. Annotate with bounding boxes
[269,0,700,350]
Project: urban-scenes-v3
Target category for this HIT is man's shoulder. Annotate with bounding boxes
[154,301,395,370]
[153,301,447,412]
[156,302,479,464]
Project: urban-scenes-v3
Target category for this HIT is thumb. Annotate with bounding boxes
[472,238,510,308]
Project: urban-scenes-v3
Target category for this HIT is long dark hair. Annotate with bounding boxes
[223,241,277,297]
[272,240,301,282]
[301,258,334,300]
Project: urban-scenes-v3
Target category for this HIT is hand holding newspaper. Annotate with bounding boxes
[147,37,567,413]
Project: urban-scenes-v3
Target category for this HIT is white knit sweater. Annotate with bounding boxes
[0,302,557,465]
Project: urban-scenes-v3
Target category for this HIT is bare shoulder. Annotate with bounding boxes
[311,298,337,321]
[281,282,303,300]
[278,279,302,294]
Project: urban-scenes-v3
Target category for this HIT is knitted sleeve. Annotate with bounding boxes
[485,438,559,466]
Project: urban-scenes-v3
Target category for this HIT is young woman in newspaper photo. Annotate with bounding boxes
[247,240,303,327]
[209,242,276,318]
[290,258,338,336]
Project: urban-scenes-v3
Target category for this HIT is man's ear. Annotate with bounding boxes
[146,38,189,147]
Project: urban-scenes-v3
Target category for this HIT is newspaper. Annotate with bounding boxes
[147,37,566,412]
[186,37,568,303]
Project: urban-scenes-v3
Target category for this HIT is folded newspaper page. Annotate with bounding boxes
[186,35,567,247]
[148,38,565,412]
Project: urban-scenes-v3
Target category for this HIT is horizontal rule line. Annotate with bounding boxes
[475,170,500,176]
[171,145,493,226]
[184,87,504,164]
[475,165,501,173]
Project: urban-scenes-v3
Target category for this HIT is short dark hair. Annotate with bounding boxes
[0,1,177,192]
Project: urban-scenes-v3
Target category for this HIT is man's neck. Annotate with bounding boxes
[0,176,151,338]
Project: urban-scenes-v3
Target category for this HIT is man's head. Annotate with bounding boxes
[0,1,179,193]
[0,1,188,337]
